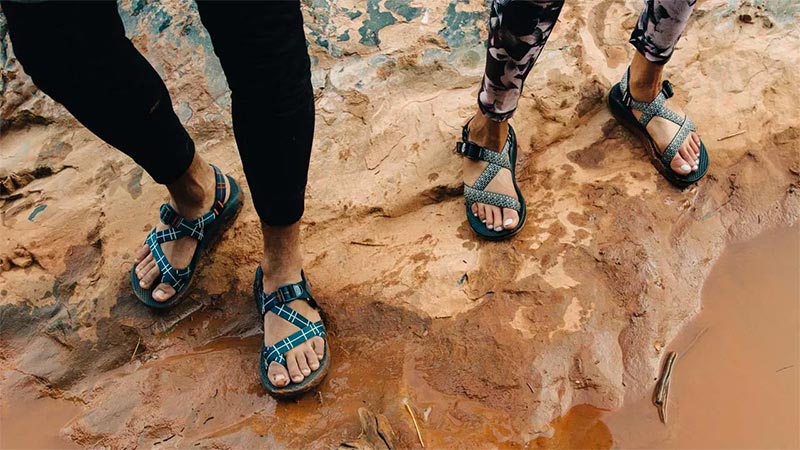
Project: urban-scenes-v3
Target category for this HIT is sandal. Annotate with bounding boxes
[253,266,330,399]
[608,68,709,188]
[130,164,243,309]
[455,120,527,240]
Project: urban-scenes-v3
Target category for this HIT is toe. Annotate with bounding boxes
[152,283,176,302]
[484,207,495,230]
[670,153,692,175]
[502,208,519,230]
[304,346,320,371]
[477,204,486,223]
[138,261,159,288]
[310,337,325,360]
[268,361,290,387]
[135,245,151,264]
[286,353,304,383]
[295,349,311,377]
[490,206,504,232]
[470,203,478,217]
[136,254,154,279]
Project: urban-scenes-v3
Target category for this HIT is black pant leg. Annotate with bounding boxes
[196,0,314,226]
[2,0,194,184]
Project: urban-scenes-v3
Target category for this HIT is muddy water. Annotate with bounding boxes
[0,383,82,450]
[600,226,800,448]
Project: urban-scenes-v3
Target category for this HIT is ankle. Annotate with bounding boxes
[628,77,661,102]
[260,222,303,289]
[168,157,216,218]
[468,110,508,152]
[260,258,303,289]
[628,52,664,102]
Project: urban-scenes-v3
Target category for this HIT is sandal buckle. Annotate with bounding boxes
[661,80,674,98]
[276,285,294,303]
[455,142,484,160]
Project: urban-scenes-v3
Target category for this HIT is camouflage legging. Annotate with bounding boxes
[479,0,696,122]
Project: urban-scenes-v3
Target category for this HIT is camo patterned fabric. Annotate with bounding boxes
[478,0,695,122]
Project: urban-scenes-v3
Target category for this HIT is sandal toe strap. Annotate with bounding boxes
[263,320,326,367]
[661,115,697,168]
[145,229,192,291]
[464,185,521,211]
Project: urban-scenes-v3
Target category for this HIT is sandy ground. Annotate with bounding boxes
[1,0,798,448]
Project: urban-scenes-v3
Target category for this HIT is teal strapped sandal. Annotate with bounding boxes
[455,120,527,240]
[608,68,709,188]
[253,266,330,399]
[130,165,243,309]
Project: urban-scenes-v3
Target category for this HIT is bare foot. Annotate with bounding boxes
[628,52,701,176]
[462,111,520,232]
[259,222,325,388]
[134,156,229,302]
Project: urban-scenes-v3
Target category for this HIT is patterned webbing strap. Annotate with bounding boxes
[620,68,698,168]
[254,267,326,367]
[455,125,522,212]
[144,165,227,292]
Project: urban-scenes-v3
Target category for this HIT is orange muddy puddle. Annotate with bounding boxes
[0,384,82,450]
[603,225,800,449]
[553,226,800,449]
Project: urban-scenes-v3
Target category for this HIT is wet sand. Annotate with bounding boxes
[601,226,800,448]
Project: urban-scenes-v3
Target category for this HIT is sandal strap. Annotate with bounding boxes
[661,115,696,167]
[455,141,512,169]
[262,320,326,367]
[473,163,501,191]
[620,68,683,127]
[464,185,521,211]
[156,204,215,243]
[145,229,192,291]
[253,266,314,317]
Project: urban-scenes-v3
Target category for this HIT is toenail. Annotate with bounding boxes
[692,165,699,171]
[494,226,503,232]
[680,164,691,172]
[140,281,147,288]
[504,218,513,227]
[301,369,310,376]
[274,374,285,382]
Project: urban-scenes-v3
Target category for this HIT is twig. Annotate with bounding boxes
[526,382,534,393]
[317,391,324,406]
[653,352,677,424]
[776,365,794,373]
[130,337,141,362]
[717,130,746,141]
[349,240,387,247]
[403,399,424,448]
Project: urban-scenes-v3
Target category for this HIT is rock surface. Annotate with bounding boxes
[1,0,798,449]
